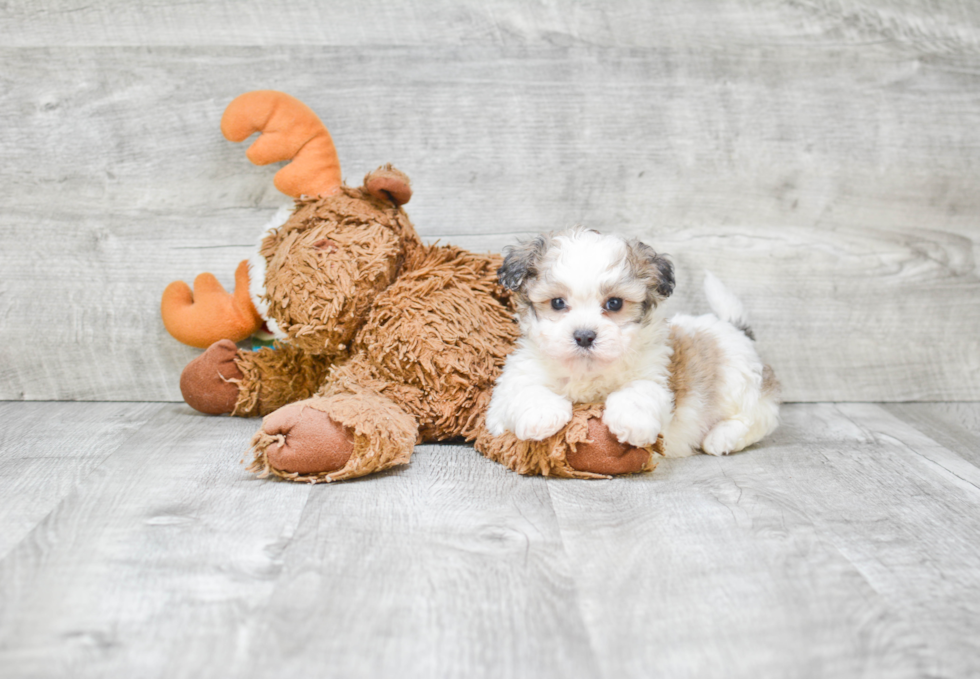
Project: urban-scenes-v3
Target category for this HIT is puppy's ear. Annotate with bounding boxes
[628,240,675,307]
[498,235,548,295]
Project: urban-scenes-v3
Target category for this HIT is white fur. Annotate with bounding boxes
[247,204,292,341]
[703,270,748,332]
[487,230,673,446]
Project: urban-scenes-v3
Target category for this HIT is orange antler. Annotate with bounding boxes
[221,90,342,198]
[161,260,263,348]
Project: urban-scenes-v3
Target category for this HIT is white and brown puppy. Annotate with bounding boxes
[486,228,780,457]
[487,228,675,448]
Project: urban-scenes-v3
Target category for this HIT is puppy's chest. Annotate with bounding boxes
[547,372,629,404]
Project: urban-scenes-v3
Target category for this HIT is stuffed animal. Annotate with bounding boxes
[161,91,661,482]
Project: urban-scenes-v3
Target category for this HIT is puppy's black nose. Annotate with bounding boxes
[573,329,597,348]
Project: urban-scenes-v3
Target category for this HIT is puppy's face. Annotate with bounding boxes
[499,229,674,371]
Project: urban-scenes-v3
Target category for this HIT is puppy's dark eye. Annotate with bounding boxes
[551,298,567,311]
[604,297,623,312]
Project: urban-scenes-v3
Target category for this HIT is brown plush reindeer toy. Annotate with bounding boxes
[162,90,660,482]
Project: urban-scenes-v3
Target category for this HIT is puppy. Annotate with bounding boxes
[486,228,675,448]
[486,228,780,457]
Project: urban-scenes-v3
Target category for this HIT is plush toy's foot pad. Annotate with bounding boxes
[180,339,243,415]
[260,401,354,475]
[566,418,654,475]
[248,390,418,483]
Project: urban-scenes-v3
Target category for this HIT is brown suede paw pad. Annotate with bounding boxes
[566,418,658,476]
[180,339,243,415]
[260,402,355,475]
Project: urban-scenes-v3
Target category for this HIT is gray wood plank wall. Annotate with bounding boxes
[1,1,978,402]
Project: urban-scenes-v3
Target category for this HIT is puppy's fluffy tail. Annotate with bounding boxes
[704,272,755,340]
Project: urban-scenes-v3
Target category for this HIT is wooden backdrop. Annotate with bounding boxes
[2,0,978,403]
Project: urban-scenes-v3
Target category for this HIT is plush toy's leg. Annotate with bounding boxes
[232,343,336,417]
[180,339,243,415]
[179,340,335,417]
[565,418,658,475]
[474,404,662,479]
[248,390,419,483]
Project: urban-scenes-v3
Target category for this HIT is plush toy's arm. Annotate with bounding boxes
[161,260,263,348]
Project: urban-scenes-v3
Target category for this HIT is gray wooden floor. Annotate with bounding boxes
[1,402,978,678]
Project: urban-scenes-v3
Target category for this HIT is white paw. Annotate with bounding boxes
[701,419,750,456]
[485,408,506,437]
[602,395,662,447]
[513,398,573,441]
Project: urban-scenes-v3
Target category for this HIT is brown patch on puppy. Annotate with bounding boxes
[762,364,781,399]
[625,240,674,315]
[668,325,725,433]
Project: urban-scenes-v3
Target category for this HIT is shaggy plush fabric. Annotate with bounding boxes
[233,342,336,417]
[352,245,519,441]
[475,404,662,479]
[257,187,423,357]
[248,389,419,483]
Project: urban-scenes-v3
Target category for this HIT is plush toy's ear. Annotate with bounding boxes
[221,90,342,198]
[363,165,412,207]
[498,235,550,296]
[627,240,675,309]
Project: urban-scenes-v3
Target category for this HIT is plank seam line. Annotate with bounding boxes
[544,481,606,675]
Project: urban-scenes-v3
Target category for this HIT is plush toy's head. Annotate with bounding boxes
[229,91,426,357]
[254,170,423,357]
[161,91,425,352]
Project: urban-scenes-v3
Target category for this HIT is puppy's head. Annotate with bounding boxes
[498,228,674,370]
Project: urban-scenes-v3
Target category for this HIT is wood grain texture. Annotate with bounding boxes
[0,404,312,678]
[545,402,980,678]
[1,1,979,402]
[883,402,980,467]
[0,401,163,559]
[0,210,258,402]
[5,0,980,50]
[236,444,598,679]
[1,402,979,677]
[1,43,978,402]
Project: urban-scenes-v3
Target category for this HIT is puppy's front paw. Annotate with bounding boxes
[513,398,573,441]
[485,407,507,437]
[602,394,662,447]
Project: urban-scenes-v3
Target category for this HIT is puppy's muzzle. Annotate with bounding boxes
[573,329,596,348]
